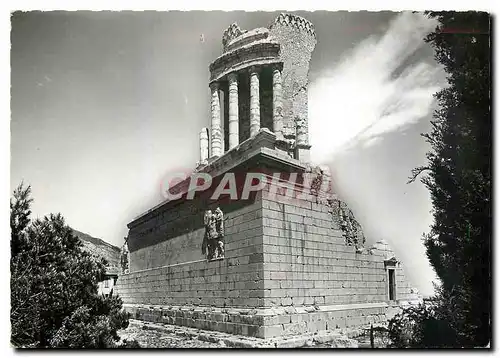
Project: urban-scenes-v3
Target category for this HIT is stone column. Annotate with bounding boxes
[210,82,222,157]
[295,118,311,163]
[272,67,284,140]
[199,127,209,163]
[228,72,239,149]
[249,67,260,137]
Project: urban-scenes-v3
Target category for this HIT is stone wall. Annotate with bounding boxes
[260,190,414,308]
[129,228,204,272]
[116,197,266,307]
[252,187,416,337]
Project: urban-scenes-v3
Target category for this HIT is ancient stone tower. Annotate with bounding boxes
[115,14,420,342]
[199,13,317,166]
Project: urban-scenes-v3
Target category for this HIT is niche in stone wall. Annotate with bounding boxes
[384,257,399,301]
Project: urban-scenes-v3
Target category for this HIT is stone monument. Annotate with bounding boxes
[114,13,420,340]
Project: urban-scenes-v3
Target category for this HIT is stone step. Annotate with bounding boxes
[129,319,358,348]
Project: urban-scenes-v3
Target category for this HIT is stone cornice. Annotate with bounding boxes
[209,41,281,83]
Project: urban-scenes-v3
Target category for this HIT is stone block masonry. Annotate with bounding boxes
[115,163,418,338]
[259,188,415,309]
[116,191,269,337]
[269,13,316,147]
[127,197,264,271]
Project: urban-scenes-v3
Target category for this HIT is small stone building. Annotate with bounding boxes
[72,228,121,297]
[98,266,120,297]
[114,13,421,339]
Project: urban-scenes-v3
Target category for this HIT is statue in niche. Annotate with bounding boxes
[120,237,130,274]
[202,207,225,260]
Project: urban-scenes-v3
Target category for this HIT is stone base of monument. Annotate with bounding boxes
[116,131,421,342]
[123,302,390,340]
[127,318,360,348]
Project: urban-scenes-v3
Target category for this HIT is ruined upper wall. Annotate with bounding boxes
[269,14,316,147]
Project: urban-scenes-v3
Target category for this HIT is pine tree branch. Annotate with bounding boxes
[407,166,431,184]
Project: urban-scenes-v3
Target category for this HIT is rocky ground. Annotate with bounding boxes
[117,320,389,349]
[118,324,222,348]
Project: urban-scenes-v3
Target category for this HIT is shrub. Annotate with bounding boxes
[10,183,132,348]
[388,301,458,348]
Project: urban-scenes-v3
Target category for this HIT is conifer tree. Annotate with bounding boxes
[10,183,134,348]
[408,11,491,347]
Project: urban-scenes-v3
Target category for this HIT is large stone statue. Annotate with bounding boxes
[120,237,130,274]
[202,207,225,260]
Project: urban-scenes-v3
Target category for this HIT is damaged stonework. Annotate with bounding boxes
[269,13,316,151]
[295,117,308,146]
[122,319,360,348]
[327,199,366,250]
[279,120,297,157]
[202,207,225,261]
[309,166,324,197]
[222,23,246,51]
[305,165,367,251]
[305,164,333,202]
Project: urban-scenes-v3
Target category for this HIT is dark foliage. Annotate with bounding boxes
[10,183,139,348]
[393,11,491,348]
[388,299,458,348]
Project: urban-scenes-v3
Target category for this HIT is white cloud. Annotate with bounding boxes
[309,12,445,163]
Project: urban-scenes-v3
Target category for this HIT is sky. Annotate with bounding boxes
[11,11,446,296]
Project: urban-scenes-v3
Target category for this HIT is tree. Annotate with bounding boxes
[10,183,135,348]
[406,11,491,347]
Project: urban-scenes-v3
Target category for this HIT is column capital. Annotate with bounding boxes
[271,62,283,72]
[227,72,238,82]
[199,127,209,139]
[248,65,261,75]
[209,81,220,91]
